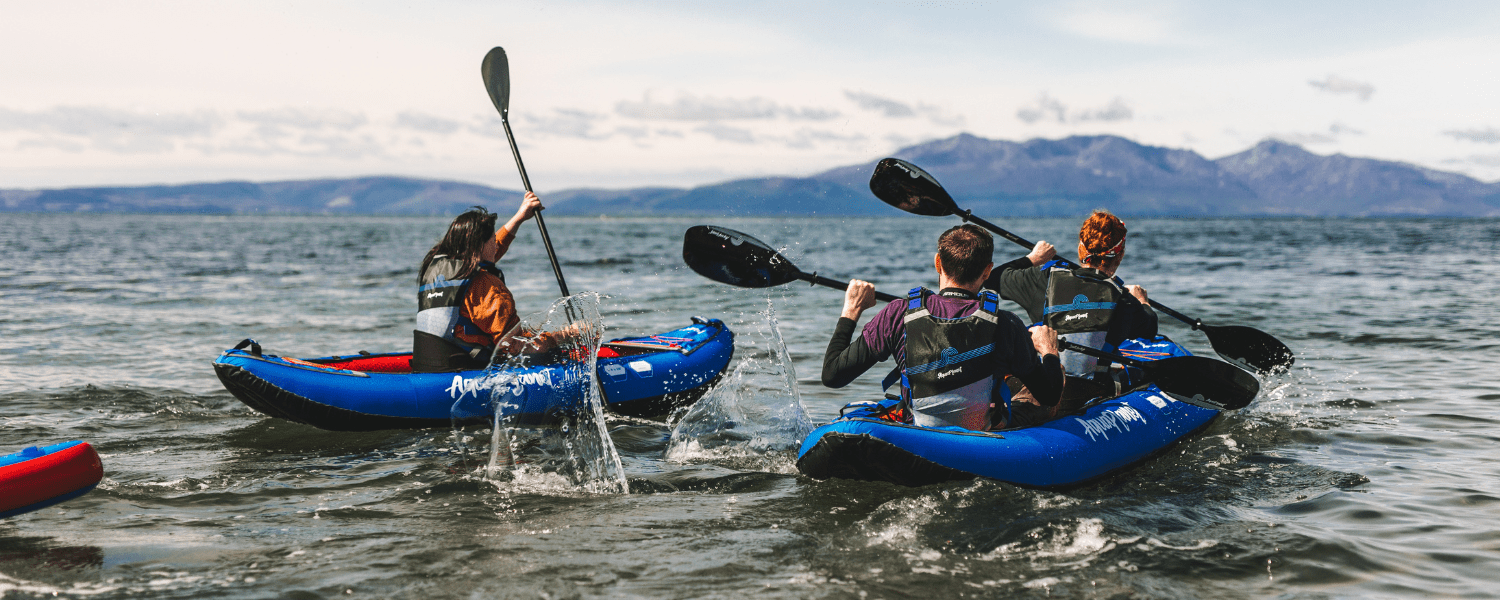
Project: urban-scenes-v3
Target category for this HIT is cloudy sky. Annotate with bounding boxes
[3,0,1499,191]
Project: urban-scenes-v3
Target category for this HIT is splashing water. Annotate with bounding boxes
[665,295,813,470]
[452,292,628,494]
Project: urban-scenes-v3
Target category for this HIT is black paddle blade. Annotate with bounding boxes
[481,47,511,115]
[868,158,957,217]
[682,225,802,289]
[1200,324,1295,375]
[1146,356,1261,411]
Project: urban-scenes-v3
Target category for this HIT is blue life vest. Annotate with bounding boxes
[898,287,1013,431]
[415,255,502,358]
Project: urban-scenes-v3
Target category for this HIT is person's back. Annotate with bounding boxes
[821,224,1064,430]
[993,210,1157,397]
[412,194,543,373]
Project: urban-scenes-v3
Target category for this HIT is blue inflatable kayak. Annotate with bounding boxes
[1,441,104,520]
[214,318,733,431]
[796,337,1221,488]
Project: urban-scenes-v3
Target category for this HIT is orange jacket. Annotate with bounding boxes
[453,225,519,348]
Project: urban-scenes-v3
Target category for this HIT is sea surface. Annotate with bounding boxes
[2,213,1498,599]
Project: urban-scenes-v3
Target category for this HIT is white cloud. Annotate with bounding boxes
[4,2,1500,189]
[845,91,965,127]
[208,131,388,160]
[0,106,219,153]
[1017,94,1132,124]
[1270,122,1364,145]
[1444,127,1500,143]
[1016,94,1068,124]
[521,108,609,140]
[1329,123,1364,136]
[237,107,366,131]
[1442,154,1500,168]
[1308,74,1375,101]
[884,133,914,149]
[1272,131,1336,145]
[1052,5,1176,45]
[0,104,410,159]
[693,123,755,144]
[844,91,915,118]
[777,128,867,150]
[15,138,86,152]
[395,111,462,135]
[1074,97,1133,122]
[615,93,836,121]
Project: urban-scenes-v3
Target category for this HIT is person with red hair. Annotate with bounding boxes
[993,210,1157,401]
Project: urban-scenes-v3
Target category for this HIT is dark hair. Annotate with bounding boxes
[937,224,993,283]
[420,206,498,280]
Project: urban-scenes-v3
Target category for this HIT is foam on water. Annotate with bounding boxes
[665,297,813,470]
[461,292,628,494]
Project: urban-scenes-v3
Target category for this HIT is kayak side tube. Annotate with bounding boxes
[796,337,1221,488]
[213,319,734,431]
[0,441,105,520]
[797,387,1219,488]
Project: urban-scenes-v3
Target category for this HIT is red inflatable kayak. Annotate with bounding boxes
[0,441,104,519]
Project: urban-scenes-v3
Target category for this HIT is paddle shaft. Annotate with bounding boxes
[949,209,1203,329]
[499,116,570,298]
[801,272,899,302]
[1060,340,1147,369]
[823,277,1154,370]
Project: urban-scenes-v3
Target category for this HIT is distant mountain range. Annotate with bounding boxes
[4,134,1498,217]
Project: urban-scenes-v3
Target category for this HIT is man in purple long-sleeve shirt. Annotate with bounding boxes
[821,224,1065,431]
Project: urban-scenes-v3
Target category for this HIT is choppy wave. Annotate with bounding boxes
[2,214,1498,598]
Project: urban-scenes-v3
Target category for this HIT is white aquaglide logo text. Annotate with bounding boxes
[1074,405,1147,441]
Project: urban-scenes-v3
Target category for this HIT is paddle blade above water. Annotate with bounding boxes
[1147,356,1261,411]
[682,225,802,289]
[1201,324,1296,375]
[868,158,957,217]
[481,47,511,115]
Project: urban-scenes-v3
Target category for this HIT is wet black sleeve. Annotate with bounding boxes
[1108,295,1159,344]
[1132,298,1159,338]
[994,313,1064,407]
[821,317,880,388]
[997,265,1048,324]
[1016,354,1064,408]
[986,256,1034,291]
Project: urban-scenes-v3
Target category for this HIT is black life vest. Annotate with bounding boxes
[413,256,502,370]
[1040,260,1124,378]
[899,287,1013,431]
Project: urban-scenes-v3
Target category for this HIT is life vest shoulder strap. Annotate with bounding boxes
[902,286,931,323]
[973,288,1001,324]
[478,260,504,282]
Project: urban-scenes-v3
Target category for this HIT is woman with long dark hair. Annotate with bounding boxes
[412,192,544,372]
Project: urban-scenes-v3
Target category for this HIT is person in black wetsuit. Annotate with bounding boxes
[993,210,1157,402]
[822,224,1064,431]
